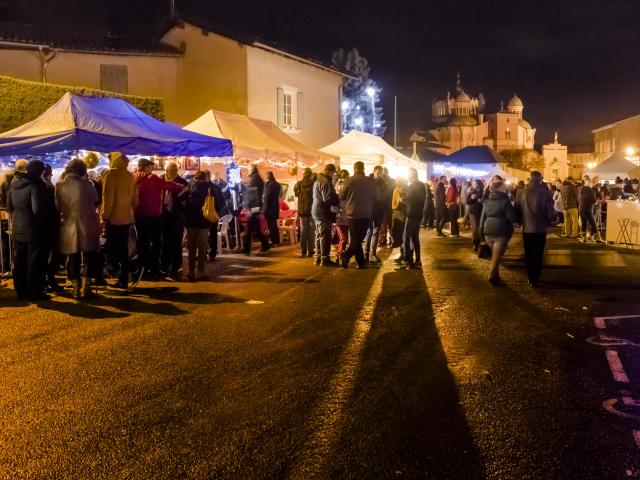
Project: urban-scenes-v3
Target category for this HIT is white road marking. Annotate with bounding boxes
[606,350,630,383]
[288,258,394,479]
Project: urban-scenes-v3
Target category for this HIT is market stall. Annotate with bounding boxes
[588,153,637,182]
[606,200,640,246]
[0,92,233,161]
[320,130,426,180]
[432,146,508,180]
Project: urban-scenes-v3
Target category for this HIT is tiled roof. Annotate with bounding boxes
[0,21,181,56]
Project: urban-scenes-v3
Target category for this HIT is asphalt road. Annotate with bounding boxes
[1,229,639,479]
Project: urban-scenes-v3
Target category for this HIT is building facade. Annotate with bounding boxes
[592,114,640,165]
[0,19,347,148]
[429,76,536,155]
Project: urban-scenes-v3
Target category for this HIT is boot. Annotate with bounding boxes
[81,277,98,299]
[71,279,81,299]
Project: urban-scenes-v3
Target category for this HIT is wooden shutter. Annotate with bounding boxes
[296,91,304,130]
[277,87,284,127]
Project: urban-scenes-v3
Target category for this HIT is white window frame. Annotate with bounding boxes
[279,85,300,132]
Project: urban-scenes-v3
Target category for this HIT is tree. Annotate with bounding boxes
[332,48,385,136]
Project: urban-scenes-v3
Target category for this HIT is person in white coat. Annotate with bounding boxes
[55,159,101,299]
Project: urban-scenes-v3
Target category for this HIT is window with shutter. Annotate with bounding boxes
[100,65,128,94]
[277,86,301,131]
[296,91,304,130]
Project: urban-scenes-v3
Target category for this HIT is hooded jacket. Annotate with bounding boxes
[55,173,100,254]
[341,172,379,220]
[7,171,50,243]
[516,181,556,234]
[101,155,138,225]
[405,180,426,221]
[479,191,519,238]
[312,172,338,221]
[294,175,314,217]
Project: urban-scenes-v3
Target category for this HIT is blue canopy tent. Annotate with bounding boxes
[0,92,233,158]
[431,146,508,179]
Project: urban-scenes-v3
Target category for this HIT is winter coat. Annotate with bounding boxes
[101,156,138,225]
[578,185,597,211]
[244,172,265,211]
[423,185,435,214]
[134,172,182,218]
[294,177,314,217]
[181,180,213,229]
[0,172,15,210]
[479,191,519,238]
[312,173,338,221]
[55,173,100,254]
[446,185,459,207]
[560,182,578,210]
[466,188,483,216]
[7,171,51,243]
[263,179,281,220]
[516,181,557,234]
[372,177,391,222]
[434,183,446,208]
[160,174,188,215]
[42,183,60,250]
[405,180,426,221]
[341,173,379,220]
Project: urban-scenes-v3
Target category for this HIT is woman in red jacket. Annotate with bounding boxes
[446,178,461,237]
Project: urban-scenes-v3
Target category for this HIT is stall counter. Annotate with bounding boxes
[606,200,640,245]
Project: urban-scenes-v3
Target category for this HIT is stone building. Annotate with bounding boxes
[592,114,640,165]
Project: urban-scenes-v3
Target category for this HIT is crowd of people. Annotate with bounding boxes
[1,151,638,302]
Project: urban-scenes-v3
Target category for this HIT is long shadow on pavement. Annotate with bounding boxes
[322,266,486,479]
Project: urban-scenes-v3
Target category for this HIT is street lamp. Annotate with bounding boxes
[626,146,635,157]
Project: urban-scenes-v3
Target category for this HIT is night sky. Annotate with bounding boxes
[6,0,640,149]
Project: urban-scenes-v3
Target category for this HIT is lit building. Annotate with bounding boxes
[592,114,640,165]
[429,75,536,154]
[0,18,351,148]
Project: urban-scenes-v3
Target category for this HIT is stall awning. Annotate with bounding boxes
[442,146,505,164]
[184,110,335,166]
[589,153,637,179]
[0,93,233,157]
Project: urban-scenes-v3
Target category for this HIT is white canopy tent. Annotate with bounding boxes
[588,153,637,181]
[320,130,426,180]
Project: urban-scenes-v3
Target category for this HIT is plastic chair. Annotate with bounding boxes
[278,214,298,245]
[217,214,233,253]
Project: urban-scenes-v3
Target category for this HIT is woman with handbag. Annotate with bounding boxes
[180,171,213,281]
[479,180,519,286]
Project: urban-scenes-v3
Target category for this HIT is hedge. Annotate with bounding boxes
[0,75,165,133]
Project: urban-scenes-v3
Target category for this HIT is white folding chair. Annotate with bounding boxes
[278,214,298,245]
[217,214,233,253]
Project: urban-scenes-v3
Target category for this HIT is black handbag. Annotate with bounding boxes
[477,243,491,259]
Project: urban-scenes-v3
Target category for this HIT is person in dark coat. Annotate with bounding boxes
[263,171,281,246]
[294,167,315,257]
[364,165,390,263]
[42,164,63,292]
[577,180,601,242]
[242,166,270,255]
[160,162,188,277]
[7,160,51,300]
[479,181,519,285]
[515,171,557,288]
[205,171,225,261]
[312,164,339,265]
[434,176,447,236]
[402,168,426,267]
[180,171,213,281]
[467,179,484,251]
[422,182,435,229]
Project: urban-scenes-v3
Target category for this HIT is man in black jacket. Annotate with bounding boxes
[7,160,52,300]
[242,166,270,255]
[434,176,447,236]
[403,168,426,267]
[263,171,282,247]
[160,162,189,277]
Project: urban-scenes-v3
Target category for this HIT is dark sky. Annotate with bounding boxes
[7,0,640,148]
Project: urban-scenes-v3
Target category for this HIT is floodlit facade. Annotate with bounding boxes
[429,76,536,154]
[592,114,640,165]
[0,19,347,148]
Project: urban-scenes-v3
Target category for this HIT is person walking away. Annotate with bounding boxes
[467,179,484,251]
[242,166,270,255]
[402,168,426,267]
[479,181,519,285]
[578,180,602,242]
[422,182,435,229]
[364,165,389,263]
[8,160,52,300]
[552,181,564,226]
[334,169,350,261]
[461,179,471,229]
[204,170,225,261]
[434,176,448,236]
[516,171,557,288]
[180,171,213,281]
[340,161,379,268]
[294,167,315,257]
[56,159,101,299]
[41,164,63,293]
[134,158,183,280]
[391,178,407,250]
[560,177,579,238]
[160,162,188,278]
[311,164,339,266]
[446,178,461,237]
[101,153,138,290]
[263,171,282,247]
